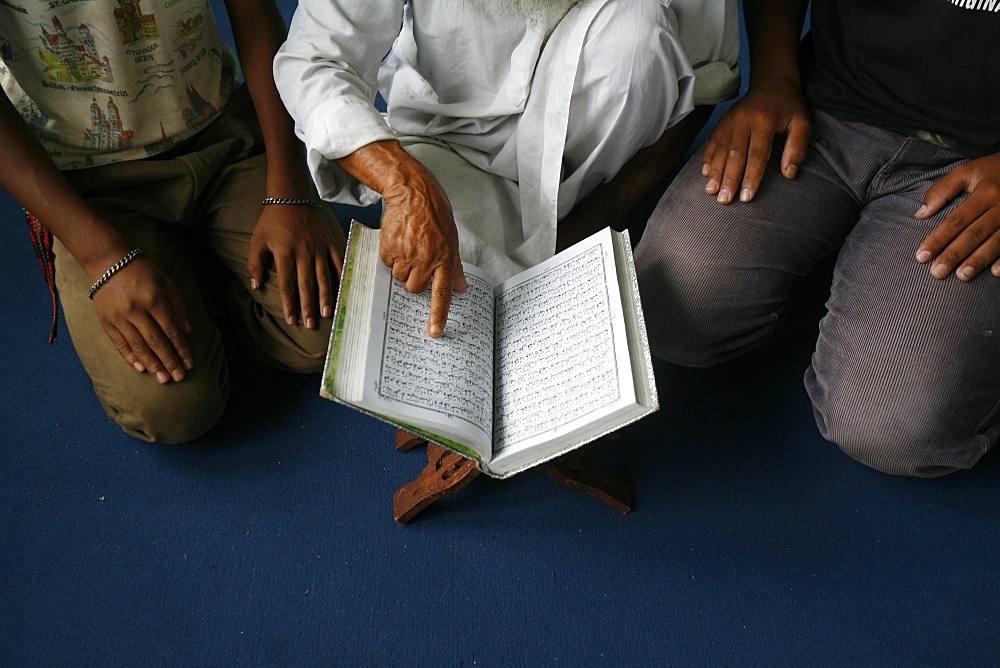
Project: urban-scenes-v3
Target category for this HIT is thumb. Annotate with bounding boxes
[916,168,968,219]
[780,115,811,179]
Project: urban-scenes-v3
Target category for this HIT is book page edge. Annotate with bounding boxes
[320,220,377,402]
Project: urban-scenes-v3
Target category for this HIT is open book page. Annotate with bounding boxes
[323,222,656,478]
[488,228,639,476]
[355,254,497,462]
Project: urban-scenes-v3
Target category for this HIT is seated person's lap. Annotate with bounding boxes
[636,110,1000,476]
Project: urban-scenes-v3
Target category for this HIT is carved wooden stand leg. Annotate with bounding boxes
[393,431,481,523]
[537,448,633,514]
[392,428,632,523]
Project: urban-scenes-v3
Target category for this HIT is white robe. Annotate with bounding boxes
[275,0,740,281]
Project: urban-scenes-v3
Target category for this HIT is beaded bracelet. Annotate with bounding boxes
[88,248,144,300]
[261,197,323,209]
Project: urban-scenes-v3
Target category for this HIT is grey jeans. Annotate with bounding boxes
[635,110,1000,477]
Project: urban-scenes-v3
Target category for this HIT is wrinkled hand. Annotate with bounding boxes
[915,152,1000,281]
[379,169,467,338]
[94,257,193,384]
[703,80,811,204]
[248,204,345,329]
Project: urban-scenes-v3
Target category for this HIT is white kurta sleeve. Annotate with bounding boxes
[670,0,742,104]
[273,0,405,204]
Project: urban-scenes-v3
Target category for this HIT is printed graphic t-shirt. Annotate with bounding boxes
[804,0,1000,158]
[0,0,237,169]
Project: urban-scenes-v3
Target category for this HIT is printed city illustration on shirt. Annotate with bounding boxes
[0,0,237,168]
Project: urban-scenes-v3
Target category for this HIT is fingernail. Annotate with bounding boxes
[156,371,170,384]
[429,324,442,337]
[916,250,932,263]
[931,263,948,279]
[701,164,710,176]
[305,317,316,330]
[957,266,973,281]
[717,188,732,204]
[183,358,193,370]
[740,187,752,202]
[993,265,1000,277]
[784,164,798,178]
[322,305,332,318]
[133,362,145,373]
[705,179,719,194]
[915,205,928,218]
[287,315,297,326]
[250,278,259,290]
[171,369,185,382]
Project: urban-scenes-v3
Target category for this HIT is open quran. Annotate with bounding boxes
[321,221,658,478]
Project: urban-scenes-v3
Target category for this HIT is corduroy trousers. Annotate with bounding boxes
[636,110,1000,477]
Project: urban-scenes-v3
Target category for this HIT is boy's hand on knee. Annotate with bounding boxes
[248,204,345,330]
[915,152,1000,281]
[702,82,811,205]
[93,258,193,384]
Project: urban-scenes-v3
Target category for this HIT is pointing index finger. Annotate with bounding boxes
[427,264,455,338]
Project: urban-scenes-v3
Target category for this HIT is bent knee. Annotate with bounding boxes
[100,380,227,445]
[271,349,326,375]
[599,0,681,48]
[637,253,778,367]
[588,0,691,95]
[812,397,989,478]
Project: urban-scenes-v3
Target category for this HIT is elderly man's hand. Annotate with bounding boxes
[338,140,468,336]
[380,168,468,337]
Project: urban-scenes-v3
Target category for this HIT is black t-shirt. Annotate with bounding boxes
[804,0,1000,157]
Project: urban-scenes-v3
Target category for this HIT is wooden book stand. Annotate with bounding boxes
[392,429,632,523]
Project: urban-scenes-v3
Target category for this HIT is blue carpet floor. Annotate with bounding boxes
[2,3,998,665]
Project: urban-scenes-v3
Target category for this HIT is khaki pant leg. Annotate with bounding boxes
[53,114,248,444]
[54,219,227,445]
[199,149,345,374]
[51,83,339,440]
